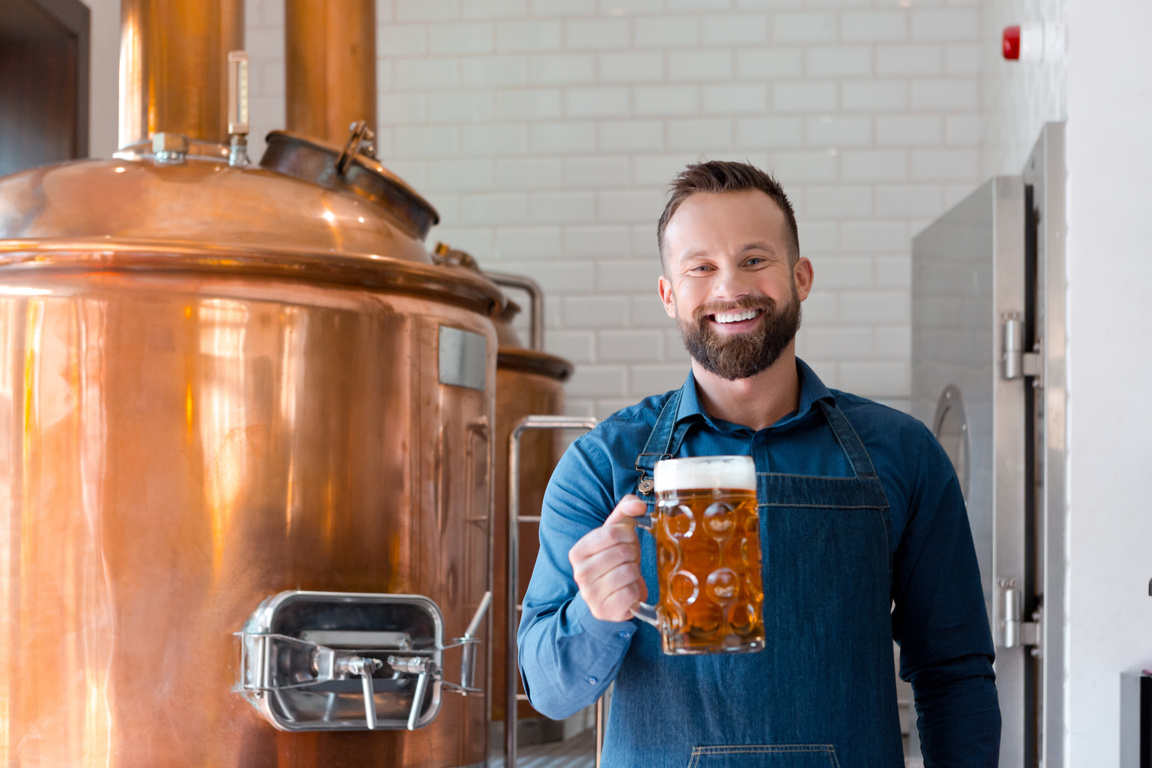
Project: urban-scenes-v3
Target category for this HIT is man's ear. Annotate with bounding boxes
[658,275,678,318]
[794,256,814,301]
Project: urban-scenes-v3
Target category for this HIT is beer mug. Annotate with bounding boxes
[631,455,765,655]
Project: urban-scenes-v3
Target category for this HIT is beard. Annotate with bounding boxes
[676,284,802,381]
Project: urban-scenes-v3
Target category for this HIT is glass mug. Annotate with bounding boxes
[631,455,765,655]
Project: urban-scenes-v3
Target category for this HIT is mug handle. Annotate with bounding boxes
[629,512,660,628]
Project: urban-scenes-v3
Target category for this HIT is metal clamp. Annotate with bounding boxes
[336,120,377,177]
[151,133,189,165]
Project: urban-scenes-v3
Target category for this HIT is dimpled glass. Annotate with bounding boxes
[653,457,764,655]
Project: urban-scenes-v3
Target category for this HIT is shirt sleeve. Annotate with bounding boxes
[515,432,638,720]
[891,426,1002,767]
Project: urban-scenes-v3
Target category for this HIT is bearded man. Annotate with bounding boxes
[517,161,1000,767]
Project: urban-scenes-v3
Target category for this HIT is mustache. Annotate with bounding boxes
[693,295,776,321]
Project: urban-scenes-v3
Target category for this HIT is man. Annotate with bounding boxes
[517,161,1000,766]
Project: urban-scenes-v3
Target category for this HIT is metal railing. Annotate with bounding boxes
[505,415,600,768]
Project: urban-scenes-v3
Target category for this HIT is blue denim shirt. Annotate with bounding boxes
[518,360,1000,766]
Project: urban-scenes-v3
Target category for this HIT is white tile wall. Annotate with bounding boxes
[245,0,985,418]
[979,0,1066,178]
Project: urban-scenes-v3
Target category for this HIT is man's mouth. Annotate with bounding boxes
[710,308,763,324]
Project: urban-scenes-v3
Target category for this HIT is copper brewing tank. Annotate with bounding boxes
[0,135,502,768]
[0,1,504,764]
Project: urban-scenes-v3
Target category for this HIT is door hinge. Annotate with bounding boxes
[998,578,1043,657]
[1001,314,1042,383]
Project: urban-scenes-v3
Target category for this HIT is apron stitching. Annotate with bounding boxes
[688,744,837,754]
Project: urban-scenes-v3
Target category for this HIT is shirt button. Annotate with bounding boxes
[617,631,631,639]
[587,676,598,685]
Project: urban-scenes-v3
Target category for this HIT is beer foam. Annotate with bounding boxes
[653,455,756,492]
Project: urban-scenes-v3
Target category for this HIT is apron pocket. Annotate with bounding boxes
[687,744,840,768]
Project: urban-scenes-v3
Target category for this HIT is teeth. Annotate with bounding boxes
[714,309,759,324]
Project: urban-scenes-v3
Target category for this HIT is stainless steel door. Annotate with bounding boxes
[911,123,1066,768]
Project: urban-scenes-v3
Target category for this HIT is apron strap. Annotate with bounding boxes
[817,399,879,479]
[633,388,690,495]
[635,388,879,489]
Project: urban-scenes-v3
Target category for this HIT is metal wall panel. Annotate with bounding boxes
[912,176,1028,768]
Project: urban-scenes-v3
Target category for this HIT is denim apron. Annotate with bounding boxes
[605,390,904,768]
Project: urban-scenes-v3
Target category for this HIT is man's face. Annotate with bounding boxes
[658,190,812,381]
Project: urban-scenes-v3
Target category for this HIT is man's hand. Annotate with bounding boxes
[568,494,648,622]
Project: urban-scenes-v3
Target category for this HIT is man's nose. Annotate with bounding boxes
[711,265,752,299]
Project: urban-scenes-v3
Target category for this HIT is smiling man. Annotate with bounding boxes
[517,161,1001,767]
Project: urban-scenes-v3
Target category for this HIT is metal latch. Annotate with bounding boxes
[1001,314,1042,382]
[998,578,1042,657]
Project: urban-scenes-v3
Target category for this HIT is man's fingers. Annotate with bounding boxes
[578,561,648,622]
[567,494,651,622]
[571,537,640,582]
[568,513,640,563]
[603,494,647,526]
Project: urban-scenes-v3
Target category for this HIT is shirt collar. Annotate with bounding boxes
[675,358,836,431]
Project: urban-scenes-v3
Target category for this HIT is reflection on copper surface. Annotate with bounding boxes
[199,300,249,577]
[117,3,142,148]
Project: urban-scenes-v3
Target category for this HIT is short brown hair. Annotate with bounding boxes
[656,161,799,267]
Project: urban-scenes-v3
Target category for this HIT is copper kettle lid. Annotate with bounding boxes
[0,135,431,263]
[260,125,439,241]
[0,137,503,316]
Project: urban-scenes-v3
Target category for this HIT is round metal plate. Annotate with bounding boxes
[932,385,971,501]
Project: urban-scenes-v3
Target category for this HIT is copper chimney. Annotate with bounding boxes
[118,0,244,146]
[285,0,377,145]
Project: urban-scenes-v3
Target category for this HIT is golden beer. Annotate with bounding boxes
[635,456,764,655]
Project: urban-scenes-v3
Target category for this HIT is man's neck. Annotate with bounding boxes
[691,348,801,432]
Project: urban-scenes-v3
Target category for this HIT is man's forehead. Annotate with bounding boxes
[665,189,788,239]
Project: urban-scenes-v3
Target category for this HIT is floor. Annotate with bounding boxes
[488,728,597,768]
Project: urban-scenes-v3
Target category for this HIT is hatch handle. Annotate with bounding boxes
[387,655,437,730]
[339,656,384,730]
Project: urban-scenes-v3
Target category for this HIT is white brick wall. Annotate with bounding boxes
[245,0,985,417]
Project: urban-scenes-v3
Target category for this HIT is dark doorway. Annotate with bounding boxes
[0,0,90,177]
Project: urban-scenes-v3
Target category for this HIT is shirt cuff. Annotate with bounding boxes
[566,592,639,648]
